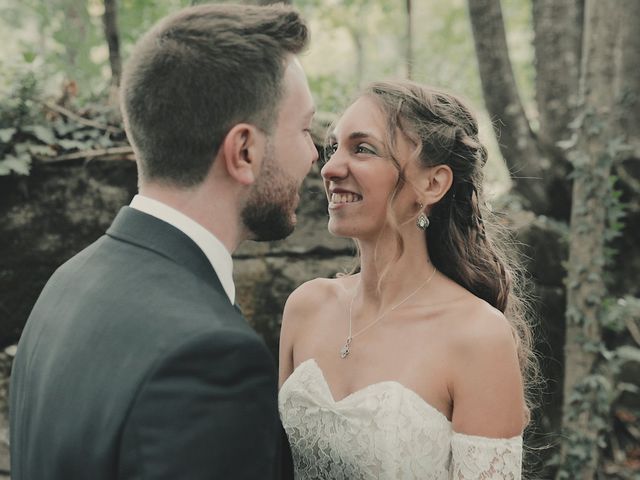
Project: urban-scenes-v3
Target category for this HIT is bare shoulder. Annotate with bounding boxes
[279,275,354,385]
[282,275,354,331]
[447,295,526,437]
[449,297,517,355]
[284,276,347,315]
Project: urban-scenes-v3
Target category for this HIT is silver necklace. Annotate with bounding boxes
[340,266,438,359]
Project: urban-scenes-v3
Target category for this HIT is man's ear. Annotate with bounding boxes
[220,123,266,186]
[422,164,453,208]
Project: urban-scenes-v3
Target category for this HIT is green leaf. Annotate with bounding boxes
[0,154,31,176]
[27,144,56,156]
[24,125,56,145]
[0,128,17,143]
[22,51,37,63]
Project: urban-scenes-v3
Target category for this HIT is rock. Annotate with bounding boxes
[505,208,569,287]
[0,161,138,348]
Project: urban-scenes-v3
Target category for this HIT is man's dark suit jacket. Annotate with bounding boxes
[9,207,293,479]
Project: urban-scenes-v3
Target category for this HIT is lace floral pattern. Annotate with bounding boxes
[279,359,522,479]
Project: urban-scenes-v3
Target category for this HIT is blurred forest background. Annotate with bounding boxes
[1,0,639,478]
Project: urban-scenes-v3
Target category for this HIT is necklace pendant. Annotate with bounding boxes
[340,337,352,359]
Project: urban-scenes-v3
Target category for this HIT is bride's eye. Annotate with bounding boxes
[355,144,376,155]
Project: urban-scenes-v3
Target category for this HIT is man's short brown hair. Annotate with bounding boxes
[120,3,309,186]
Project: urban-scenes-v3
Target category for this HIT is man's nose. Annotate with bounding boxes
[310,145,319,165]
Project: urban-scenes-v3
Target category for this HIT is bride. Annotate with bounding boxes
[278,80,535,479]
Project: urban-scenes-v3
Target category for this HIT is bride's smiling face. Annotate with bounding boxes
[321,96,418,240]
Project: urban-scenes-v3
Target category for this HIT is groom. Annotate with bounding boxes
[9,4,316,479]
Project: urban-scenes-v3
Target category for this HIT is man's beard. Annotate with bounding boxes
[241,144,300,242]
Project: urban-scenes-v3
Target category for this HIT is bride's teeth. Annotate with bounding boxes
[330,192,361,204]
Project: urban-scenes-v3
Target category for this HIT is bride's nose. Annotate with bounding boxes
[320,148,348,181]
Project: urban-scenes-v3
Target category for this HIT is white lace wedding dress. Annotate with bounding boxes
[279,359,522,479]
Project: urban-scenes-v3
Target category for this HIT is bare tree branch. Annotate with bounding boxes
[103,0,122,88]
[406,0,413,79]
[39,146,134,163]
[532,0,584,147]
[42,101,121,134]
[467,0,550,214]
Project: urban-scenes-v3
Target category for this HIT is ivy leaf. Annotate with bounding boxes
[53,120,76,137]
[22,51,37,63]
[0,154,31,176]
[27,144,56,157]
[0,128,17,143]
[23,125,56,145]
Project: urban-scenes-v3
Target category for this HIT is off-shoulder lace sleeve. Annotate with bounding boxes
[449,432,522,479]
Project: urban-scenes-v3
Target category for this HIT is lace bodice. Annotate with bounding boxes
[279,359,522,479]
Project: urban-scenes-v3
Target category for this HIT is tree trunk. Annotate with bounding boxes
[405,0,413,79]
[63,1,86,71]
[614,1,640,160]
[350,28,365,89]
[467,0,551,215]
[103,0,122,88]
[530,0,584,219]
[532,0,583,147]
[609,0,640,298]
[557,1,627,477]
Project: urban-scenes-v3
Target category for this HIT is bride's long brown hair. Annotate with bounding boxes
[347,80,539,420]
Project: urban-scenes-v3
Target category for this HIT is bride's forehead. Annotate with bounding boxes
[333,97,386,138]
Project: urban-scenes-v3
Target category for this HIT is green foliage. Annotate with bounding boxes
[0,56,45,175]
[118,0,192,56]
[556,372,615,478]
[0,0,534,189]
[602,296,640,334]
[0,53,129,176]
[307,74,357,115]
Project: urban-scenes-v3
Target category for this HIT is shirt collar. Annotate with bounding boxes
[129,194,235,304]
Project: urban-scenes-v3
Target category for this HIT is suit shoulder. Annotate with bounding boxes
[167,327,271,362]
[142,327,275,391]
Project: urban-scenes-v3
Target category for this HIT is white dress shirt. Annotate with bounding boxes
[130,194,235,304]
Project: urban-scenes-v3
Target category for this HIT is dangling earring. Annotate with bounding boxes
[416,203,429,230]
[416,212,429,230]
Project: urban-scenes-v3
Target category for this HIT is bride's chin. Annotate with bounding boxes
[327,222,363,240]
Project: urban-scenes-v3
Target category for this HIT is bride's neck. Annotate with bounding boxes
[356,230,433,308]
